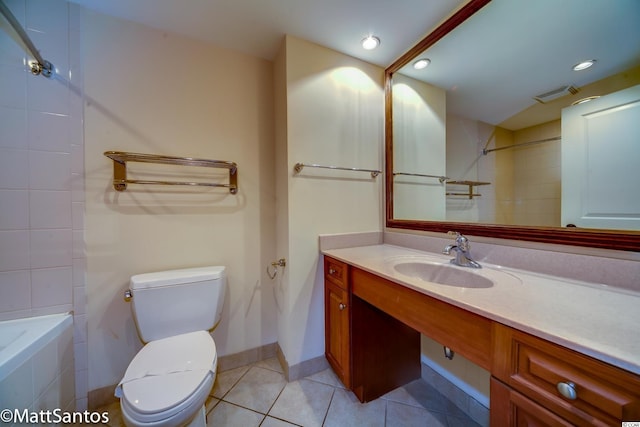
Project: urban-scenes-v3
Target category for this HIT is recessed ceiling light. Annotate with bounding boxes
[573,59,596,71]
[571,95,601,106]
[361,36,380,50]
[413,58,431,70]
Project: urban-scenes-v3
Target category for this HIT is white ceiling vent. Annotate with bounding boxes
[533,85,579,104]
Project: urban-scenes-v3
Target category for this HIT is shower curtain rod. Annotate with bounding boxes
[482,136,560,155]
[0,0,54,77]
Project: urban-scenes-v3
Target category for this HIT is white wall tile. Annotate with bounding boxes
[74,341,87,371]
[0,190,29,230]
[72,257,86,286]
[25,0,68,35]
[73,285,86,315]
[26,74,70,115]
[71,144,84,173]
[0,230,30,271]
[74,313,87,343]
[29,190,72,229]
[72,229,84,259]
[29,150,71,190]
[0,106,27,148]
[29,228,72,268]
[28,111,70,152]
[0,269,31,312]
[72,201,84,230]
[0,65,27,109]
[71,172,85,202]
[31,266,72,307]
[0,148,29,189]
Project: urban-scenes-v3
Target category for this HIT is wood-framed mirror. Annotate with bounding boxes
[385,0,640,251]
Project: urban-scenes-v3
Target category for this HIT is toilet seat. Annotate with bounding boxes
[119,331,217,426]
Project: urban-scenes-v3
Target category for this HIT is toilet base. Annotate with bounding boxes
[185,406,206,427]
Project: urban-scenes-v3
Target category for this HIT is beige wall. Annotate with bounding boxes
[83,11,277,391]
[276,36,384,368]
[393,74,446,220]
[511,120,561,226]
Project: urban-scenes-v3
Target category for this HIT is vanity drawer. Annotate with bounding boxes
[493,323,640,425]
[324,257,348,290]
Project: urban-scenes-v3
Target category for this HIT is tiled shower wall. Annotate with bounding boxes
[0,0,87,410]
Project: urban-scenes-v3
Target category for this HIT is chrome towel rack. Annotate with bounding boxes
[104,151,238,194]
[393,172,449,183]
[294,162,381,178]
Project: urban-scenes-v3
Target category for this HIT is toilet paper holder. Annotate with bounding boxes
[267,258,286,280]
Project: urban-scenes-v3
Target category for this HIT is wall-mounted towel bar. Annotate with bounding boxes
[394,172,449,183]
[294,162,381,178]
[104,151,238,194]
[446,180,490,199]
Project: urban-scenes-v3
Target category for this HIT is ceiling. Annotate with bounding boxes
[396,0,640,129]
[68,0,467,68]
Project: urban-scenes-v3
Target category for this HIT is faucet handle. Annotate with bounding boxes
[447,231,470,250]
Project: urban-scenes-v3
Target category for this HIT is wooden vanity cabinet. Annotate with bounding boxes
[324,257,351,388]
[324,256,421,402]
[492,323,640,426]
[324,255,640,424]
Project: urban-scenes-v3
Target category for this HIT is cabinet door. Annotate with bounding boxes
[491,377,574,427]
[325,279,350,387]
[493,323,640,425]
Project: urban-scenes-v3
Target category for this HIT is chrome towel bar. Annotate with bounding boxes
[393,172,449,183]
[294,162,381,178]
[104,151,238,194]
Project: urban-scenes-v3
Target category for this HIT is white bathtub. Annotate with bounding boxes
[0,313,75,412]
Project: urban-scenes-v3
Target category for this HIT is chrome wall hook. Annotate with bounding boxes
[267,258,286,280]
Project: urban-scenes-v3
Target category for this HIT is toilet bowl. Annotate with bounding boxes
[116,267,227,427]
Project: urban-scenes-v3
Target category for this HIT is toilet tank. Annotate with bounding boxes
[129,266,226,343]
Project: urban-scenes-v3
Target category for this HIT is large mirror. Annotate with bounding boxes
[385,0,640,251]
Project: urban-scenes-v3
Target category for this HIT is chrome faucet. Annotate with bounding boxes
[443,231,481,268]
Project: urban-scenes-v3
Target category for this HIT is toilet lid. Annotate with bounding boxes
[121,331,216,417]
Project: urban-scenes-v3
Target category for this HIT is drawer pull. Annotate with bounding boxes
[329,268,336,275]
[339,303,346,311]
[557,381,577,400]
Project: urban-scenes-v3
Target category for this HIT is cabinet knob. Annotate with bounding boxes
[556,381,577,400]
[329,268,336,275]
[339,303,346,311]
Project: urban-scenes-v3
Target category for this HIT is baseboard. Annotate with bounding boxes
[420,360,490,427]
[217,342,278,372]
[277,344,328,381]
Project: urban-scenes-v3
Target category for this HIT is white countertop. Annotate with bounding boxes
[322,244,640,376]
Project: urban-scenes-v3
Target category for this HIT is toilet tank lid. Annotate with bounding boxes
[130,266,226,290]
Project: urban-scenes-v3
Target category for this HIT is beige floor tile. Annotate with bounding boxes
[206,401,264,426]
[381,378,447,412]
[323,388,386,427]
[253,357,284,373]
[268,379,334,427]
[260,416,301,427]
[212,364,251,398]
[385,400,448,427]
[223,366,286,413]
[205,395,220,415]
[305,368,345,389]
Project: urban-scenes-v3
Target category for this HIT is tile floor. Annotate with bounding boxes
[97,358,481,426]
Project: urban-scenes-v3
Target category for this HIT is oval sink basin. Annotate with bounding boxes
[393,261,493,288]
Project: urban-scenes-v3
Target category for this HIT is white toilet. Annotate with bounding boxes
[115,266,227,427]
